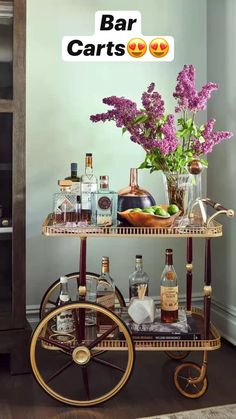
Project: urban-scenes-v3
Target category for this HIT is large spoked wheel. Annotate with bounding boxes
[165,351,190,360]
[39,272,126,319]
[30,302,135,407]
[174,362,208,399]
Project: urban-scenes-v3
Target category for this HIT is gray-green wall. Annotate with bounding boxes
[207,0,236,344]
[26,0,207,317]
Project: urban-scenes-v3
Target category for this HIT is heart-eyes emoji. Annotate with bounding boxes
[127,38,147,58]
[149,38,169,58]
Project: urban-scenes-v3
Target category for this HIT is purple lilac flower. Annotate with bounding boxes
[141,82,165,120]
[173,65,219,112]
[156,115,179,155]
[90,96,139,128]
[193,118,233,155]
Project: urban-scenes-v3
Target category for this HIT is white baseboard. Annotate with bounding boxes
[211,299,236,346]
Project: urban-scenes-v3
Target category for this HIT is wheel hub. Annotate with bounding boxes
[72,346,91,365]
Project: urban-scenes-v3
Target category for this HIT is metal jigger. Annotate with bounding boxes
[187,159,207,225]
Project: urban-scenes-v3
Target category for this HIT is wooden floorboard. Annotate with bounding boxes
[0,339,235,419]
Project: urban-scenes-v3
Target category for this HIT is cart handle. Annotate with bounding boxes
[201,198,234,227]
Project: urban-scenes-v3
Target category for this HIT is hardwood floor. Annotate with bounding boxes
[0,339,235,419]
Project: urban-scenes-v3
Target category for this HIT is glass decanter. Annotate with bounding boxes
[118,168,156,212]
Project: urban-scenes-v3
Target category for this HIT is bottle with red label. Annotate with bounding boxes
[160,249,179,323]
[91,175,118,226]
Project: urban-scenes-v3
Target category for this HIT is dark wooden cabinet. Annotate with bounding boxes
[0,0,31,373]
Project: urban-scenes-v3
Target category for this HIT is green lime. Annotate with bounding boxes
[151,205,162,211]
[167,204,179,215]
[154,208,170,217]
[142,207,155,214]
[131,208,142,213]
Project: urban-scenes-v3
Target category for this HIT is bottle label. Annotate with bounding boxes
[160,285,178,311]
[97,293,115,310]
[81,183,97,209]
[56,309,74,332]
[97,214,112,226]
[98,196,111,210]
[71,181,80,194]
[56,197,75,214]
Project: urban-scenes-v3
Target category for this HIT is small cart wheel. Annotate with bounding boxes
[165,351,190,360]
[39,272,126,319]
[30,302,135,407]
[174,362,208,399]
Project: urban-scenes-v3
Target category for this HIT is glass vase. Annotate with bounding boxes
[162,172,192,217]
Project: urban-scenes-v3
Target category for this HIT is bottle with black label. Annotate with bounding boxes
[160,249,178,323]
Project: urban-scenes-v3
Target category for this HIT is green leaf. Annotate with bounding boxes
[144,128,152,138]
[122,127,127,135]
[199,136,205,144]
[199,124,205,131]
[133,114,148,124]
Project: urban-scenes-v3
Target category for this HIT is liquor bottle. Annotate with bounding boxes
[56,277,74,333]
[65,162,81,196]
[52,180,77,224]
[118,168,156,212]
[81,153,98,223]
[97,257,115,318]
[129,255,150,299]
[160,249,178,323]
[91,175,118,226]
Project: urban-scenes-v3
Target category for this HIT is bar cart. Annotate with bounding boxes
[30,198,234,407]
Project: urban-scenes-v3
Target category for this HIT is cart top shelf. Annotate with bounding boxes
[42,214,223,238]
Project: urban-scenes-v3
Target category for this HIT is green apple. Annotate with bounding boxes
[130,208,142,213]
[142,207,155,214]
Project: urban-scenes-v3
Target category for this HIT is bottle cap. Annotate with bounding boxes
[102,256,109,262]
[86,153,92,157]
[58,180,73,187]
[60,276,68,284]
[165,249,173,254]
[100,175,109,180]
[136,255,142,259]
[71,163,77,171]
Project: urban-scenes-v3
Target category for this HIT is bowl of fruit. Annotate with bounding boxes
[118,204,180,227]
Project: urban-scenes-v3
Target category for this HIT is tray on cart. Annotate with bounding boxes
[42,214,223,238]
[39,307,220,353]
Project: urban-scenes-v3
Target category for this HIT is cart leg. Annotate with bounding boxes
[75,237,87,343]
[204,238,212,340]
[186,238,193,314]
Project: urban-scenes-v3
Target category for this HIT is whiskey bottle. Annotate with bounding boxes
[81,153,98,223]
[160,249,178,323]
[91,175,118,226]
[97,257,115,315]
[56,277,74,333]
[129,255,150,299]
[52,180,77,224]
[65,162,80,196]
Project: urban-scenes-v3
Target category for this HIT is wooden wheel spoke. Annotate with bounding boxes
[192,383,198,390]
[92,350,107,358]
[47,299,57,306]
[87,324,118,350]
[38,335,72,354]
[46,360,74,384]
[91,357,125,373]
[178,375,189,382]
[185,382,190,390]
[81,367,90,400]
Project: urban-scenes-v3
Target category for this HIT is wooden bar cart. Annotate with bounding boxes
[30,198,234,407]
